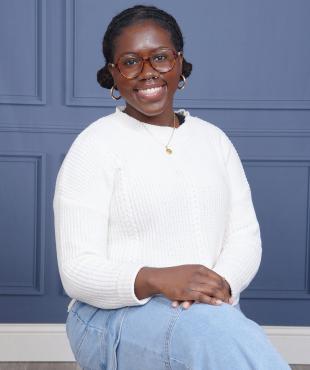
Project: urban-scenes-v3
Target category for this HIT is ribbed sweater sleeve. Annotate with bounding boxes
[212,132,262,301]
[53,131,151,309]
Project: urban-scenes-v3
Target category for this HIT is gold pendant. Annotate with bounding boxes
[166,147,173,154]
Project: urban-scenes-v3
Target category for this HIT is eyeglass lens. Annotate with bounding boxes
[117,49,177,78]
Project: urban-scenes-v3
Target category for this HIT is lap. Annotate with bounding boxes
[66,295,289,370]
[116,295,248,370]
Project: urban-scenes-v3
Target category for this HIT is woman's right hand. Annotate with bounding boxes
[155,264,231,306]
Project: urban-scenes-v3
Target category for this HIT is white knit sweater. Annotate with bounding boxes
[53,106,262,309]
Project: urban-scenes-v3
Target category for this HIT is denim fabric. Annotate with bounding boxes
[66,295,291,370]
[66,301,128,370]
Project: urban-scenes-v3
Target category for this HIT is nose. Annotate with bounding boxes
[138,59,160,80]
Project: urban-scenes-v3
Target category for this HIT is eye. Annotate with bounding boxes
[152,53,168,62]
[121,57,140,67]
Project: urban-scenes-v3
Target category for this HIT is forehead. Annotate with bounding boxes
[113,20,174,58]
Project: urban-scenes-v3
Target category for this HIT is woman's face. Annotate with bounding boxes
[108,21,183,124]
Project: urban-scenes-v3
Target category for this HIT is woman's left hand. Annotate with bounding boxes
[171,276,233,309]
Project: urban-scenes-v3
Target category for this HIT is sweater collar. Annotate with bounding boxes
[114,106,193,149]
[114,106,190,133]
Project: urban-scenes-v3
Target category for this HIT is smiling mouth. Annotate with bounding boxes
[135,85,167,100]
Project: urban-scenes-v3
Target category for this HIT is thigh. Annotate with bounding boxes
[169,301,290,370]
[116,296,240,370]
[66,296,182,370]
[66,300,128,370]
[116,294,183,370]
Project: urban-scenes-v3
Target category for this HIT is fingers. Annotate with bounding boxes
[194,271,230,301]
[188,289,228,306]
[171,296,229,309]
[189,283,230,303]
[171,300,195,309]
[181,300,194,309]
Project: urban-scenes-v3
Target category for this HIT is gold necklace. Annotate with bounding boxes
[142,113,177,155]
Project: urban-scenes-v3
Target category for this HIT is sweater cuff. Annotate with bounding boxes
[212,266,241,306]
[117,263,152,307]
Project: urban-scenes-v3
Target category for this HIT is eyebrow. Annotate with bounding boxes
[117,46,173,58]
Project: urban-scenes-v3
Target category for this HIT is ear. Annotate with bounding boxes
[108,63,116,80]
[179,52,184,62]
[108,63,117,83]
[178,53,184,74]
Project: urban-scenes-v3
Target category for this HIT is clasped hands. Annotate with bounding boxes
[157,264,233,310]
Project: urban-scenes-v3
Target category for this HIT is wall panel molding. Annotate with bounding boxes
[2,123,310,136]
[65,0,310,109]
[0,153,46,295]
[65,0,111,107]
[241,158,310,300]
[0,0,46,105]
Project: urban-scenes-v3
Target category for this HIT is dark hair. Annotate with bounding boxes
[97,5,193,89]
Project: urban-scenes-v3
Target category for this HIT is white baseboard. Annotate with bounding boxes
[263,326,310,365]
[0,324,309,364]
[0,324,75,362]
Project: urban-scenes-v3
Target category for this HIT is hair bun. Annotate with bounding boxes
[97,64,114,89]
[182,58,192,79]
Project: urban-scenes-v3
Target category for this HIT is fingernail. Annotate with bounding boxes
[215,299,223,305]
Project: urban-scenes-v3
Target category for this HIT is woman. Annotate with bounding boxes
[53,5,290,370]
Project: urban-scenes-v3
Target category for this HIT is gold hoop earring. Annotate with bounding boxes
[178,75,186,90]
[110,85,121,100]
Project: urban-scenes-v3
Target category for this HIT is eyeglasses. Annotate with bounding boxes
[109,48,182,79]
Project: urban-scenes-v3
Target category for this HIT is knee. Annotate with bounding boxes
[197,302,246,335]
[171,303,247,351]
[169,303,250,366]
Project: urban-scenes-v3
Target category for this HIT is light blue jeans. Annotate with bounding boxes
[66,294,291,370]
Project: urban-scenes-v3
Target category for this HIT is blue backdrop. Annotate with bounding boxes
[0,0,310,325]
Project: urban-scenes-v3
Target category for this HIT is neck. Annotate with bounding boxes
[123,105,179,128]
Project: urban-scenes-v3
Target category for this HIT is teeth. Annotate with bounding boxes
[138,86,162,95]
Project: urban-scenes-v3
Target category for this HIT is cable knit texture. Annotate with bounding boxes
[53,106,262,309]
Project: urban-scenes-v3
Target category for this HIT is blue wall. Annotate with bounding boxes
[0,0,310,324]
